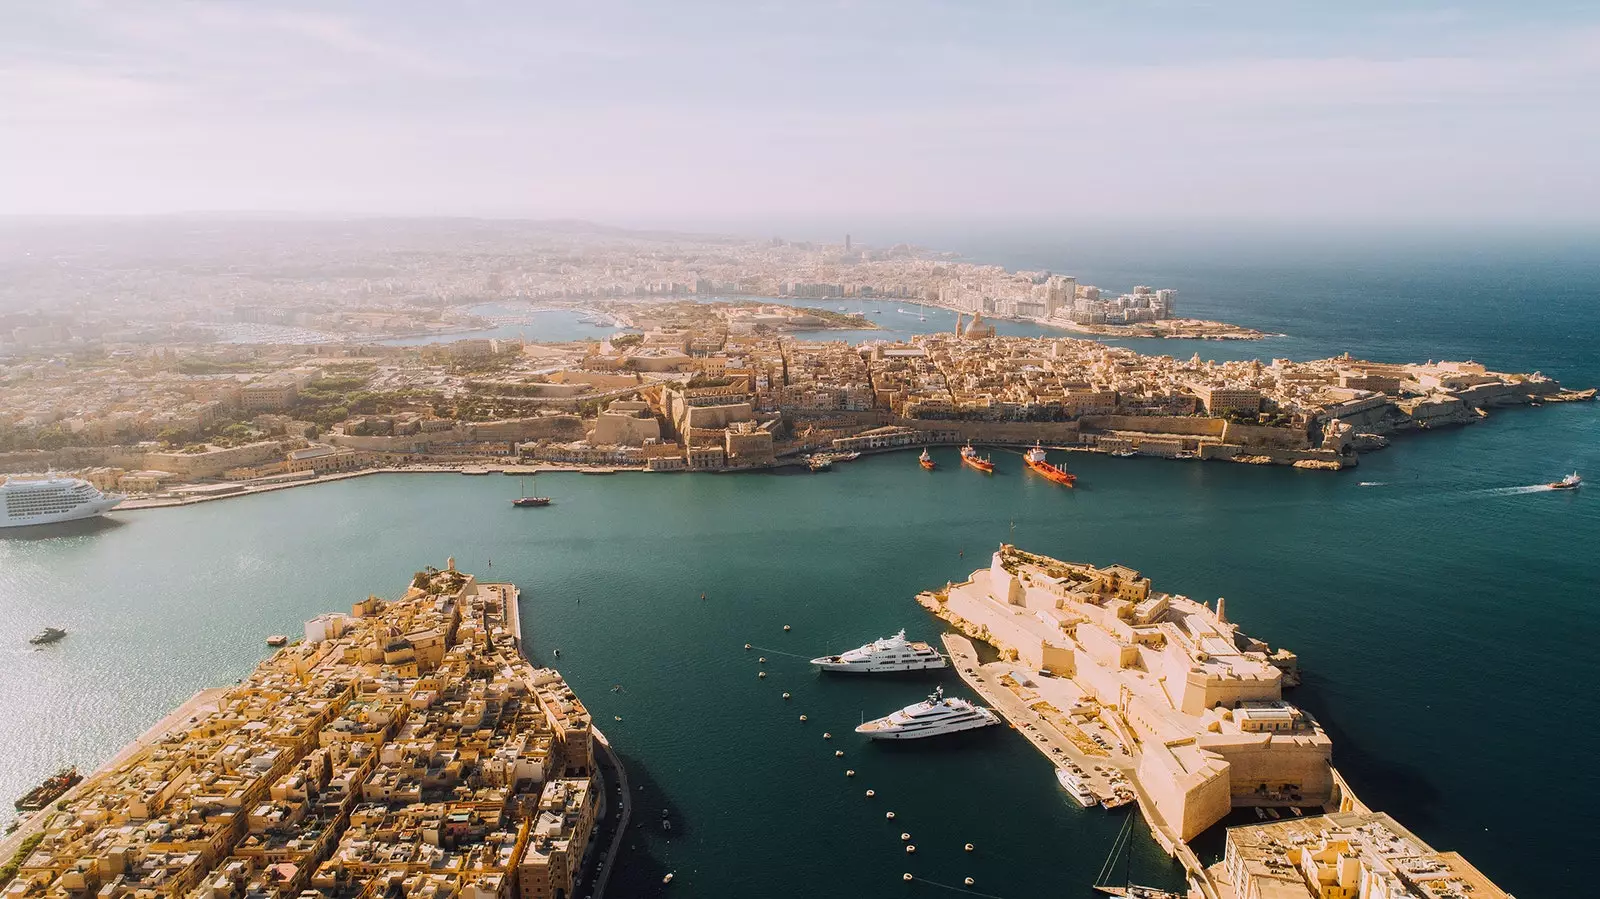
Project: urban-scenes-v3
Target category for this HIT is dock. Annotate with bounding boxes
[941,634,1129,803]
[941,633,1219,899]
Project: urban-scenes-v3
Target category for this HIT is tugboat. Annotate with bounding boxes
[29,627,66,646]
[918,448,937,471]
[960,444,995,473]
[15,766,81,812]
[1548,472,1582,490]
[512,477,552,507]
[1023,443,1076,487]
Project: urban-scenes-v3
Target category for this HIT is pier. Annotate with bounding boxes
[941,635,1220,898]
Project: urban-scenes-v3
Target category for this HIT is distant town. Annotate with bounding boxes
[0,220,1254,350]
[0,222,1590,500]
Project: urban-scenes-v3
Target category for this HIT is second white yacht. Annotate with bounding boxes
[810,629,947,673]
[855,687,999,740]
[1056,767,1098,807]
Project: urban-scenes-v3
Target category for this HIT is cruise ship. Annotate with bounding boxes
[1,477,125,529]
[810,629,948,673]
[855,686,1000,740]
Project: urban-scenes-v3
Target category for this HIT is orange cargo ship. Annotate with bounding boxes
[919,448,937,470]
[960,444,995,473]
[1024,443,1076,487]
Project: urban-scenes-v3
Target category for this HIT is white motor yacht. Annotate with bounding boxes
[855,687,999,740]
[810,629,947,673]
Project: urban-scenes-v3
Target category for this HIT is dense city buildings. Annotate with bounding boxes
[3,318,1584,495]
[0,220,1229,356]
[1,222,1589,494]
[0,564,601,899]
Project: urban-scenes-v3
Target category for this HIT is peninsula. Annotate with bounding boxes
[3,323,1588,501]
[919,545,1510,899]
[0,563,611,899]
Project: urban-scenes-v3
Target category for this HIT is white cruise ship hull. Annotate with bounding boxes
[1056,769,1098,807]
[858,715,997,740]
[0,496,124,529]
[811,657,948,673]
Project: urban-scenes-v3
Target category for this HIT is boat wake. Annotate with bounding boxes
[1357,481,1387,487]
[1476,485,1554,497]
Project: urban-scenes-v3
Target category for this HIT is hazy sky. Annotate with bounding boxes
[4,1,1598,225]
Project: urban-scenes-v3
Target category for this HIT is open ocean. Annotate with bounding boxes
[3,232,1597,897]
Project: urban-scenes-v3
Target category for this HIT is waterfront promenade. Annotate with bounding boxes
[589,727,631,899]
[942,634,1216,898]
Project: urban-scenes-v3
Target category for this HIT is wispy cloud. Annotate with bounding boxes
[1,1,1597,221]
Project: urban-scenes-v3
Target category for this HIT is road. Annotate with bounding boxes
[588,726,630,899]
[941,635,1133,802]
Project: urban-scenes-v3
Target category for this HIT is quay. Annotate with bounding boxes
[922,545,1510,899]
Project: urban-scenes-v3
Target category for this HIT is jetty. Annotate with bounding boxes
[920,545,1509,899]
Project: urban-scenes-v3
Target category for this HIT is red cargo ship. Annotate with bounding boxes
[960,444,995,473]
[1024,443,1076,487]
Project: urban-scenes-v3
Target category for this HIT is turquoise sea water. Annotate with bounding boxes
[4,237,1599,897]
[377,306,628,346]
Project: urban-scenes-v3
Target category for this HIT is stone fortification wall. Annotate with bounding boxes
[332,417,581,451]
[1080,415,1227,438]
[896,420,1083,444]
[1220,421,1310,450]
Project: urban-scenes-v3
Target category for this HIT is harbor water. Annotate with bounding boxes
[4,236,1599,897]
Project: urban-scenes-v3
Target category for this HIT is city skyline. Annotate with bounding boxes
[4,1,1599,224]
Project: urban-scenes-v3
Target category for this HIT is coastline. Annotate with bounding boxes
[3,568,612,899]
[917,548,1456,899]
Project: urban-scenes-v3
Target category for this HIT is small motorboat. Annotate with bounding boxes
[919,448,937,471]
[1548,472,1582,490]
[29,627,66,646]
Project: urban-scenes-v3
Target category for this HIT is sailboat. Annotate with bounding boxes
[1093,811,1183,899]
[512,476,552,507]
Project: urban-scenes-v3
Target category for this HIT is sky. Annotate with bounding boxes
[3,1,1599,227]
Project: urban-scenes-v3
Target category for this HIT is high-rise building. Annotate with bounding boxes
[845,234,852,252]
[1045,275,1077,318]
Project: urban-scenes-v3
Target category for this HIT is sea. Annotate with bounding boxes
[3,229,1597,898]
